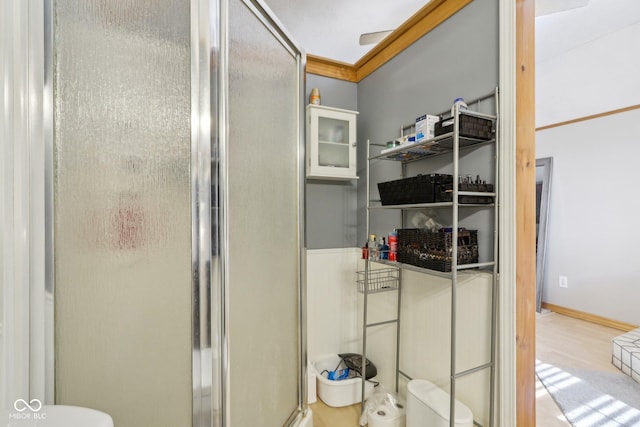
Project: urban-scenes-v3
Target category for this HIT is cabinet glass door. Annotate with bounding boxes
[318,116,350,169]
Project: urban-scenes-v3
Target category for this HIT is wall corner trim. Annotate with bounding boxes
[515,0,537,426]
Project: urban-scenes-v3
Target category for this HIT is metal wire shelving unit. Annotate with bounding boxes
[360,90,499,427]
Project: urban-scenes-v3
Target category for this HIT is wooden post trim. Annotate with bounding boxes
[516,0,536,425]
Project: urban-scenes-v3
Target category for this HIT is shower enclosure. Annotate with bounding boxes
[1,0,308,426]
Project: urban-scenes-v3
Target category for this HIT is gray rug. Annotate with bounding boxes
[536,360,640,426]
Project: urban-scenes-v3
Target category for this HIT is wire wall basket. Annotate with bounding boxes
[356,268,400,294]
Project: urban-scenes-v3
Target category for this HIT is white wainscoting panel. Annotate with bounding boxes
[308,249,493,425]
[307,248,362,363]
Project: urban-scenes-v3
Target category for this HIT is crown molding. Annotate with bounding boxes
[305,0,473,83]
[306,55,357,82]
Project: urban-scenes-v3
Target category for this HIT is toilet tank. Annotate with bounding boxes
[406,379,473,427]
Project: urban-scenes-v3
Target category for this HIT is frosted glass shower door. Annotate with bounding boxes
[53,2,192,426]
[225,0,304,425]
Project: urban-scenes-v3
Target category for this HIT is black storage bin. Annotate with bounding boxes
[435,182,495,204]
[377,174,453,205]
[396,228,479,272]
[434,114,494,141]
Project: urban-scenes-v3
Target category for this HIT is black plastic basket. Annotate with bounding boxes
[377,174,453,205]
[435,182,495,204]
[396,228,479,272]
[434,114,494,141]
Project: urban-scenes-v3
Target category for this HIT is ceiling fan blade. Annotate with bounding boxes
[359,30,394,46]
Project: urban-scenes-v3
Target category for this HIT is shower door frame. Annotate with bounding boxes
[0,0,51,406]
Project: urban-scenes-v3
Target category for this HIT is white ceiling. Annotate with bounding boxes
[536,0,640,63]
[262,0,639,66]
[263,0,431,64]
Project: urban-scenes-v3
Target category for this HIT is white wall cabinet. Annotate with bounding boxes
[306,104,358,180]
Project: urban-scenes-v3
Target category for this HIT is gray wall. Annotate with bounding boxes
[305,0,499,250]
[356,0,499,246]
[305,74,358,249]
[535,0,640,324]
[537,110,640,325]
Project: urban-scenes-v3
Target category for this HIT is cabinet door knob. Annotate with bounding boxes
[352,142,357,147]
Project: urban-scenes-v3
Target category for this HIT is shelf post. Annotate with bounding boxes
[450,103,461,427]
[489,86,500,427]
[361,139,371,415]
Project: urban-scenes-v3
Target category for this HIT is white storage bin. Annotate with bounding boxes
[313,354,375,407]
[307,363,317,404]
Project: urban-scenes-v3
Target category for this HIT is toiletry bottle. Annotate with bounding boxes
[368,234,377,260]
[451,97,468,117]
[310,88,321,105]
[362,242,369,260]
[388,230,397,261]
[380,237,389,260]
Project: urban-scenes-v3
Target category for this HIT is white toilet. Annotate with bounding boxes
[406,379,473,427]
[40,405,113,427]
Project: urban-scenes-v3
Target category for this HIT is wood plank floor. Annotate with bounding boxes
[309,311,624,426]
[535,310,623,426]
[309,399,362,427]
